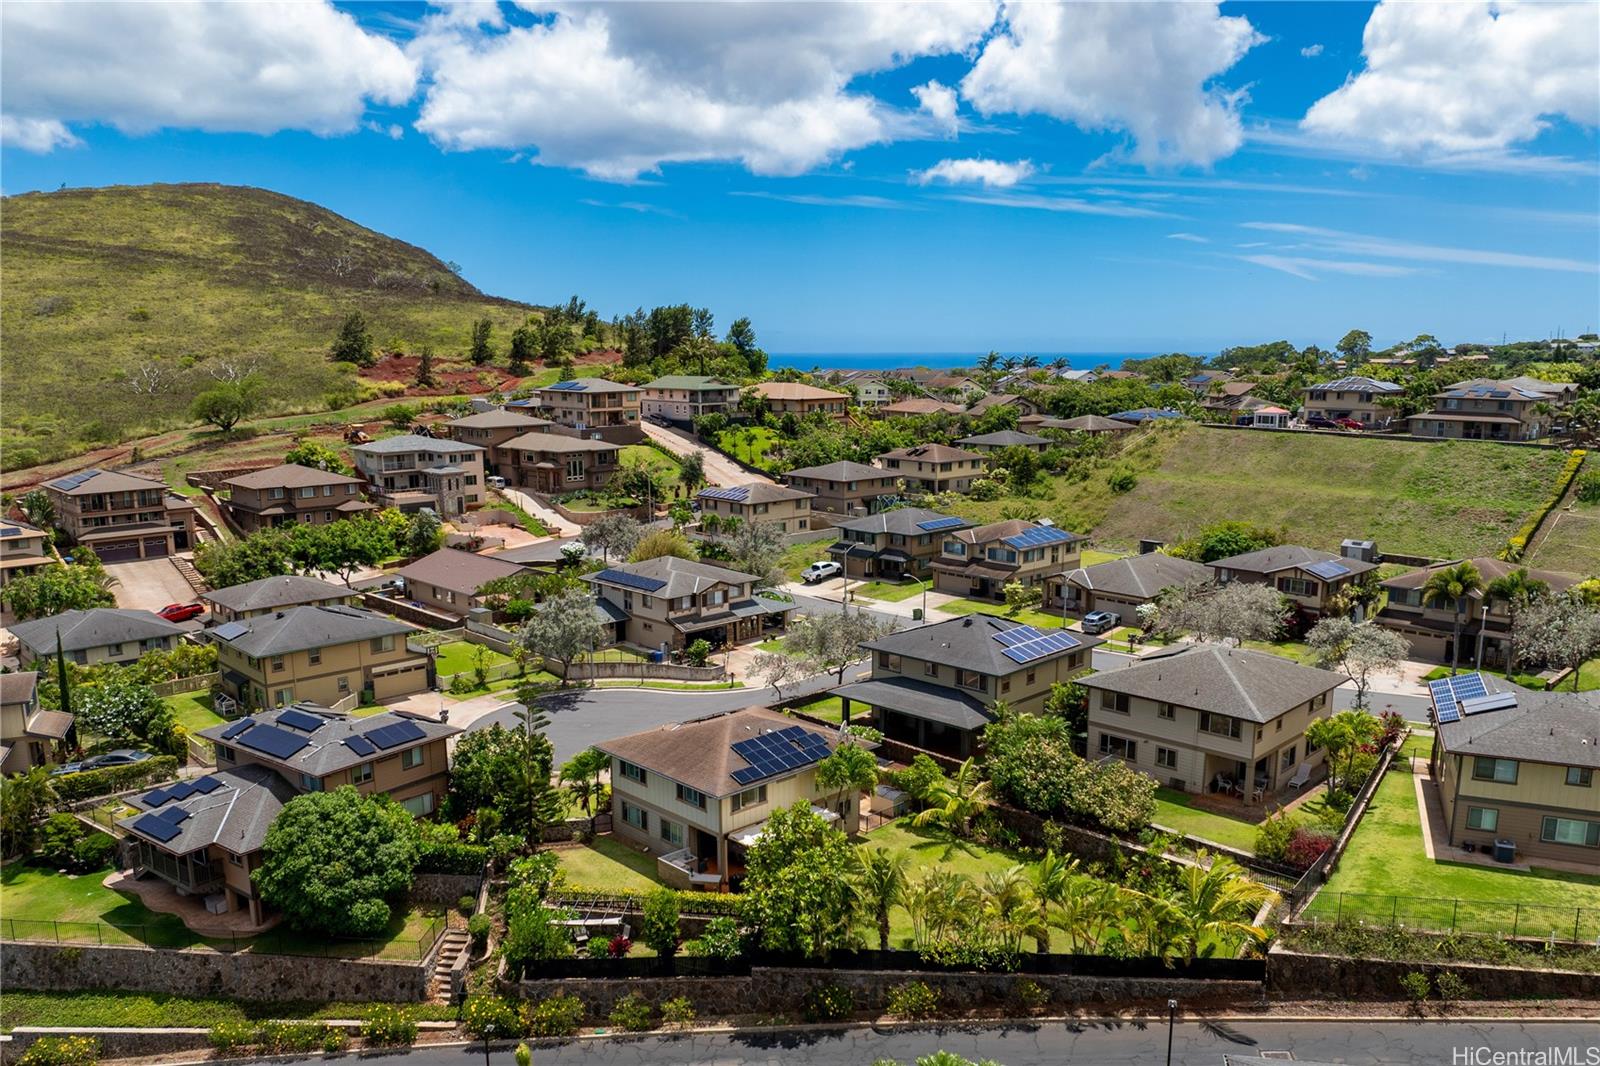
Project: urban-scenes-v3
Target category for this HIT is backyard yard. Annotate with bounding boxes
[786,694,849,723]
[432,641,513,678]
[1149,789,1261,853]
[553,837,664,894]
[1421,660,1600,694]
[166,689,225,734]
[852,579,928,603]
[935,597,1065,629]
[715,426,782,473]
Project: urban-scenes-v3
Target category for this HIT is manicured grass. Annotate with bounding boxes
[754,638,788,653]
[620,444,682,492]
[554,837,665,893]
[1080,548,1124,567]
[590,646,649,663]
[483,492,549,536]
[852,579,928,603]
[592,679,745,691]
[1241,639,1318,665]
[787,694,848,723]
[433,640,513,678]
[715,426,782,472]
[167,688,225,734]
[1400,731,1434,762]
[0,991,460,1029]
[1528,496,1600,575]
[1306,770,1600,937]
[780,539,832,581]
[1150,788,1260,853]
[1098,626,1148,653]
[937,597,1066,629]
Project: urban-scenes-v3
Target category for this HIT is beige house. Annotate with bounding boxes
[848,379,893,406]
[836,614,1099,758]
[11,608,188,666]
[781,461,898,519]
[827,507,971,581]
[1426,673,1599,869]
[876,444,986,496]
[641,376,742,423]
[600,707,860,891]
[586,557,793,651]
[395,547,529,619]
[221,464,371,534]
[203,575,358,624]
[695,483,815,536]
[967,394,1044,418]
[1301,376,1405,427]
[1054,552,1211,623]
[210,604,430,711]
[1377,557,1582,667]
[444,410,556,476]
[1,672,73,775]
[1081,643,1340,801]
[1407,378,1573,441]
[351,435,487,515]
[1036,414,1137,436]
[878,397,966,418]
[41,468,197,562]
[493,432,620,495]
[1209,545,1378,619]
[752,381,850,420]
[532,378,642,432]
[0,519,52,589]
[955,430,1053,454]
[932,519,1085,602]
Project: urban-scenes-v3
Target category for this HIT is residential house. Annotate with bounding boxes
[877,397,966,418]
[492,432,620,495]
[1198,382,1261,422]
[923,375,986,401]
[12,608,188,666]
[1036,414,1136,436]
[780,461,898,519]
[1408,378,1574,441]
[41,468,197,561]
[847,378,893,406]
[202,575,358,624]
[876,444,986,496]
[585,557,793,651]
[532,378,642,436]
[837,614,1099,757]
[1054,552,1211,624]
[1301,376,1404,427]
[395,547,529,619]
[1,672,73,775]
[826,508,973,581]
[751,381,850,420]
[599,707,858,891]
[1245,402,1291,429]
[0,519,52,589]
[932,520,1085,602]
[640,376,742,424]
[351,435,486,515]
[1055,369,1099,384]
[955,430,1053,454]
[1425,672,1600,870]
[444,410,556,476]
[220,464,371,534]
[210,604,430,711]
[695,483,815,536]
[1208,545,1379,620]
[1377,557,1582,667]
[1181,370,1235,396]
[1107,408,1185,424]
[488,537,592,569]
[1082,643,1340,800]
[967,394,1045,419]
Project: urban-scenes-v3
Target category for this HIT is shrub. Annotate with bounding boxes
[322,1028,351,1054]
[1434,970,1470,1006]
[1400,971,1431,1011]
[1011,978,1049,1014]
[468,912,492,948]
[207,1021,257,1052]
[885,980,940,1020]
[515,1044,533,1066]
[1284,827,1335,870]
[52,756,178,803]
[359,1006,417,1046]
[417,837,488,874]
[586,937,611,959]
[608,993,654,1032]
[522,994,584,1037]
[607,934,633,958]
[1577,470,1600,505]
[461,995,522,1039]
[660,995,696,1028]
[641,888,680,958]
[458,894,478,915]
[18,1036,99,1066]
[684,916,742,960]
[1106,468,1137,494]
[1253,811,1297,862]
[803,983,854,1022]
[37,813,87,867]
[72,832,116,872]
[257,1021,324,1054]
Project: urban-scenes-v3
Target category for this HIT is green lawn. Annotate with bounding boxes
[1098,626,1149,654]
[554,837,664,893]
[0,990,460,1029]
[1306,770,1600,938]
[1400,731,1434,762]
[483,492,549,536]
[1080,548,1124,567]
[1421,661,1600,694]
[754,638,788,653]
[852,579,928,603]
[593,679,745,691]
[1528,495,1600,575]
[166,689,224,734]
[716,426,782,472]
[620,444,682,493]
[1241,639,1318,665]
[1150,788,1260,853]
[787,694,848,723]
[937,597,1066,629]
[433,640,513,678]
[780,539,832,581]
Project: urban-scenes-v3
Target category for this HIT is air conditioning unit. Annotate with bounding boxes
[1341,538,1377,563]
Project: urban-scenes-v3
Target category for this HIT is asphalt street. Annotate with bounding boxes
[267,1020,1600,1066]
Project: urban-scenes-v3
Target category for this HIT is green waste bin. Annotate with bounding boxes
[911,608,923,621]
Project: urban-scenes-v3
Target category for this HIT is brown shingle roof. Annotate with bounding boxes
[223,463,363,491]
[877,444,984,464]
[596,707,843,797]
[1382,557,1580,595]
[397,547,528,595]
[754,382,849,402]
[879,398,965,416]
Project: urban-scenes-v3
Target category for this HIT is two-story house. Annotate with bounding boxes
[444,410,556,477]
[876,444,986,496]
[877,397,966,418]
[1053,551,1211,624]
[0,672,73,775]
[848,378,893,406]
[1301,376,1404,427]
[11,608,188,666]
[210,604,430,711]
[836,614,1100,758]
[585,557,793,651]
[492,432,620,495]
[1377,557,1581,667]
[41,468,196,561]
[695,483,815,536]
[1208,545,1378,620]
[599,707,858,891]
[967,393,1044,419]
[1426,673,1599,870]
[752,381,850,421]
[780,461,898,519]
[1081,643,1341,801]
[640,376,742,424]
[1407,378,1572,441]
[533,378,642,436]
[122,704,460,926]
[202,575,358,624]
[955,430,1053,454]
[826,508,972,581]
[395,546,529,620]
[220,463,372,534]
[0,519,52,590]
[351,435,486,515]
[932,519,1085,602]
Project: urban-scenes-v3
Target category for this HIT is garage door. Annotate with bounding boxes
[141,537,169,558]
[95,540,142,563]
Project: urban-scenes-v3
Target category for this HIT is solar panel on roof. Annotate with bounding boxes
[916,516,965,532]
[699,486,751,502]
[276,708,326,733]
[1428,677,1460,723]
[156,806,190,825]
[365,720,427,750]
[142,787,171,807]
[212,621,249,642]
[995,626,1081,664]
[193,775,223,794]
[344,735,376,757]
[0,528,20,538]
[595,568,668,593]
[731,767,764,786]
[132,813,182,843]
[166,780,197,801]
[237,724,310,760]
[1461,692,1517,715]
[1452,673,1488,701]
[547,379,587,391]
[219,717,254,740]
[1305,560,1352,580]
[1002,526,1076,549]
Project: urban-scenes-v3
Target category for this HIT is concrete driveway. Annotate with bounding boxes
[106,558,201,614]
[639,420,770,487]
[497,487,580,537]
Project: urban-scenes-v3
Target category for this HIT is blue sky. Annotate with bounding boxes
[2,1,1596,354]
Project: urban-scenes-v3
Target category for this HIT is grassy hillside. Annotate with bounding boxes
[1529,495,1600,574]
[1,183,536,468]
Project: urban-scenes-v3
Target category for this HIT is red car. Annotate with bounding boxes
[1333,418,1365,431]
[158,603,205,622]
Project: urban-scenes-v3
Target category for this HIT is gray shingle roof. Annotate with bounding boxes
[1209,545,1378,578]
[11,609,187,656]
[118,763,296,857]
[833,676,995,730]
[196,704,460,778]
[397,547,528,595]
[1080,643,1342,723]
[44,468,165,495]
[489,537,592,566]
[498,431,619,454]
[222,464,363,490]
[446,410,555,429]
[202,575,354,614]
[596,707,843,797]
[1063,553,1211,600]
[830,508,971,537]
[782,461,891,482]
[0,671,39,706]
[353,434,485,455]
[695,483,813,505]
[956,430,1052,447]
[586,556,756,599]
[877,444,984,464]
[1435,682,1600,769]
[210,605,414,658]
[863,614,1100,676]
[1038,415,1136,432]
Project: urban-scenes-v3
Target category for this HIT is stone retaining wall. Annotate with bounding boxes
[1266,946,1600,1000]
[412,872,484,906]
[1,1028,213,1065]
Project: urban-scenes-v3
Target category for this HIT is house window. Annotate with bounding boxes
[337,676,351,694]
[923,661,938,678]
[1098,734,1137,761]
[401,793,436,817]
[1567,767,1594,787]
[1472,757,1518,784]
[1540,817,1600,847]
[1100,691,1130,714]
[216,745,235,762]
[878,652,902,671]
[732,784,767,811]
[270,656,286,672]
[107,643,124,658]
[621,802,648,831]
[228,853,244,868]
[352,762,374,785]
[619,760,647,785]
[401,747,425,771]
[1026,670,1036,686]
[1466,806,1499,832]
[1280,746,1297,770]
[371,635,395,653]
[1156,747,1177,770]
[660,819,685,847]
[1200,713,1242,739]
[299,773,323,792]
[676,783,707,809]
[1157,703,1175,720]
[1277,577,1316,597]
[307,648,321,666]
[957,669,985,692]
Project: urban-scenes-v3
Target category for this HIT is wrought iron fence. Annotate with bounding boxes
[1294,894,1600,943]
[0,911,447,960]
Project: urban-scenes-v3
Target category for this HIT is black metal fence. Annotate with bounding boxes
[1293,894,1600,943]
[0,911,447,960]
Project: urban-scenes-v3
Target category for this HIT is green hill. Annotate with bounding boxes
[1,183,536,468]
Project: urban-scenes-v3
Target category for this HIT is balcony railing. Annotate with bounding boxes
[658,848,723,886]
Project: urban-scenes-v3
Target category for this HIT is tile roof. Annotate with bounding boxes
[11,609,187,655]
[203,575,354,614]
[1081,642,1342,723]
[397,547,528,595]
[864,613,1100,675]
[596,706,843,797]
[210,604,415,658]
[878,398,966,415]
[1063,553,1211,600]
[222,464,364,491]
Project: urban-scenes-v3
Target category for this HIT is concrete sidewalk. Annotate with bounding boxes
[499,486,581,537]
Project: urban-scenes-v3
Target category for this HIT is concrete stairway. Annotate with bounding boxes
[429,929,471,1002]
[171,555,210,595]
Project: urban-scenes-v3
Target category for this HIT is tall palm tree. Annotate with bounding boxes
[981,866,1049,953]
[853,847,908,951]
[557,747,610,831]
[903,868,974,948]
[1161,854,1275,961]
[1019,354,1041,370]
[1485,567,1548,673]
[977,351,1002,376]
[911,757,990,854]
[816,742,878,830]
[1030,849,1080,953]
[1050,357,1070,374]
[1421,561,1484,674]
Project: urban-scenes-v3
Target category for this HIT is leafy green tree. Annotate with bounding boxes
[1149,854,1273,961]
[17,490,55,531]
[283,439,352,474]
[815,742,877,824]
[190,378,261,433]
[330,311,375,367]
[725,317,757,355]
[446,725,527,817]
[414,345,437,387]
[743,802,861,957]
[854,847,908,951]
[1002,580,1043,615]
[983,712,1156,832]
[912,758,990,850]
[1336,329,1372,364]
[1305,619,1409,708]
[508,320,537,373]
[580,513,643,562]
[255,787,420,937]
[630,529,696,562]
[515,586,605,672]
[558,747,610,830]
[0,767,59,857]
[1171,520,1282,563]
[77,674,176,752]
[469,318,495,366]
[403,510,443,557]
[887,754,945,806]
[1421,562,1484,675]
[721,519,785,587]
[1,559,117,619]
[1515,595,1600,691]
[676,450,707,494]
[641,888,681,958]
[1485,567,1550,673]
[786,609,898,683]
[1306,709,1382,793]
[381,403,419,430]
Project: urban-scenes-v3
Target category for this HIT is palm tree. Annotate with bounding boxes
[558,747,610,831]
[700,511,721,536]
[1019,354,1041,370]
[903,868,974,948]
[911,757,990,854]
[977,351,1001,376]
[1161,854,1274,961]
[1050,357,1070,374]
[1421,561,1484,674]
[853,847,908,950]
[1030,849,1080,953]
[1485,567,1548,673]
[815,742,877,830]
[981,866,1048,953]
[16,490,54,532]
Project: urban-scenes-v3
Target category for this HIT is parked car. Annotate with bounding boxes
[1080,610,1119,635]
[1333,417,1365,431]
[1305,415,1338,429]
[158,603,205,622]
[52,749,154,776]
[801,560,843,584]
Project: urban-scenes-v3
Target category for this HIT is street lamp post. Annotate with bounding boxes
[1166,999,1177,1066]
[482,1023,496,1066]
[1474,604,1490,669]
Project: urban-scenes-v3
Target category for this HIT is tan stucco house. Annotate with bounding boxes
[41,468,197,562]
[396,547,529,619]
[1054,552,1211,624]
[826,507,971,581]
[11,608,188,666]
[221,463,372,534]
[586,557,793,651]
[0,672,73,775]
[932,519,1085,602]
[781,461,898,519]
[211,604,430,711]
[1208,545,1378,619]
[1377,557,1582,667]
[351,435,487,515]
[0,519,52,590]
[695,483,815,536]
[752,381,850,420]
[876,444,986,496]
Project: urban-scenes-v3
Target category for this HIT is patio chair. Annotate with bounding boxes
[1285,764,1314,791]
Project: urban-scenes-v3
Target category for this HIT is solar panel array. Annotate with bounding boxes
[730,725,831,785]
[595,568,668,593]
[237,724,311,760]
[365,720,427,751]
[917,516,965,532]
[343,735,377,757]
[991,624,1081,664]
[212,621,249,642]
[155,806,191,826]
[276,708,326,733]
[219,717,255,740]
[699,486,751,502]
[1429,672,1490,724]
[1002,526,1076,549]
[1460,692,1518,716]
[132,812,183,843]
[142,775,224,808]
[1305,559,1352,580]
[0,527,20,538]
[49,470,100,492]
[547,380,587,391]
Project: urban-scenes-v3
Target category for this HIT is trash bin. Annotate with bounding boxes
[650,650,664,664]
[1494,839,1516,863]
[911,608,923,621]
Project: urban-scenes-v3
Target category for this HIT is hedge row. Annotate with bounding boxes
[1501,448,1586,561]
[54,756,179,804]
[549,887,745,917]
[417,838,488,874]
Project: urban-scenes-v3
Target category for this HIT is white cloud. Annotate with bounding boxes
[942,191,1172,218]
[912,80,961,135]
[1302,1,1600,155]
[412,2,998,180]
[912,157,1036,188]
[0,1,418,151]
[0,116,80,152]
[960,2,1264,166]
[1239,254,1419,281]
[732,191,911,210]
[1242,221,1599,273]
[1300,43,1324,58]
[1166,232,1209,243]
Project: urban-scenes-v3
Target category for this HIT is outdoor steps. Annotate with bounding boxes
[429,928,471,1002]
[171,556,210,595]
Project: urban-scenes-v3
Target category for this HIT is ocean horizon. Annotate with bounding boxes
[769,352,1151,372]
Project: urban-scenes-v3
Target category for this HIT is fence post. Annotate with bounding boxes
[54,920,60,944]
[1513,904,1521,938]
[1451,899,1458,933]
[1336,894,1343,925]
[1391,896,1398,928]
[96,923,103,946]
[1576,909,1583,945]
